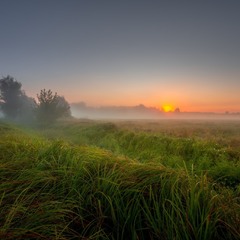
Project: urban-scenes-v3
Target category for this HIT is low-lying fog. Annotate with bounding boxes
[70,103,240,120]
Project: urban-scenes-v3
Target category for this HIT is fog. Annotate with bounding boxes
[71,103,240,120]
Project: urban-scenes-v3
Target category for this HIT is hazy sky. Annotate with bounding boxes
[1,0,240,112]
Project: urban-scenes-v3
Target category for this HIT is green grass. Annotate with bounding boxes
[0,120,240,239]
[35,120,240,189]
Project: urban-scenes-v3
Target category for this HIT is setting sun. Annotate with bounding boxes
[162,105,174,112]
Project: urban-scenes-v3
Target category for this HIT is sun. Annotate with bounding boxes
[162,105,174,112]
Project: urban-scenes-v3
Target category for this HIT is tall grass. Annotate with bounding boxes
[0,121,240,239]
[37,121,240,189]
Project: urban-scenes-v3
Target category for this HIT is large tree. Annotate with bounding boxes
[0,75,36,121]
[35,89,71,123]
[0,75,23,119]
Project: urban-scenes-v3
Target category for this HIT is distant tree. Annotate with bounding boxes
[35,89,71,123]
[0,75,23,119]
[174,107,180,113]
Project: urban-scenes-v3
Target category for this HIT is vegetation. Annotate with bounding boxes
[35,89,71,124]
[0,75,71,124]
[0,75,36,121]
[0,119,239,239]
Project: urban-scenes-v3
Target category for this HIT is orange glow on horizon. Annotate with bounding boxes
[59,90,240,113]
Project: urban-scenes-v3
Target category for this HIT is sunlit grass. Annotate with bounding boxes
[0,120,239,239]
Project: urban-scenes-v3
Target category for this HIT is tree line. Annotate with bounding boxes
[0,75,71,124]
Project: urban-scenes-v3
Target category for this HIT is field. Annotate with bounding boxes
[0,119,240,239]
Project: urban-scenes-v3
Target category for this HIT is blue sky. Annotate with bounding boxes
[0,0,240,112]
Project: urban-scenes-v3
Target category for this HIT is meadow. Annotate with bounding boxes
[0,119,240,239]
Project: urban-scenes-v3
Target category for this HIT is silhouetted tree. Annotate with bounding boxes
[0,76,37,121]
[174,107,180,113]
[35,89,70,123]
[0,75,23,119]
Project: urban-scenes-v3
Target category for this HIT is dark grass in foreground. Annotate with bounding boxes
[0,121,240,239]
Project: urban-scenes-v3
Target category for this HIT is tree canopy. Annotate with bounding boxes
[35,89,71,123]
[0,75,24,119]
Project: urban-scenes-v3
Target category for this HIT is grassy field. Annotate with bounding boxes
[0,119,240,239]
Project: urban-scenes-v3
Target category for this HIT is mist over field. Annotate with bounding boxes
[70,102,240,120]
[0,76,240,239]
[1,1,240,239]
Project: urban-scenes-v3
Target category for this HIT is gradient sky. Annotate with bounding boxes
[1,0,240,112]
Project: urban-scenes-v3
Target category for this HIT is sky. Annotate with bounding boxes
[0,0,240,112]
